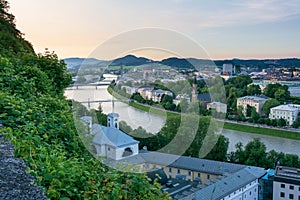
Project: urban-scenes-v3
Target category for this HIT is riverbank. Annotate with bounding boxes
[108,86,300,140]
[223,122,300,140]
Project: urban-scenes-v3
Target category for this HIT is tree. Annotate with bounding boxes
[246,105,253,117]
[230,142,245,163]
[251,108,260,123]
[263,83,290,101]
[274,88,290,103]
[267,150,285,169]
[236,106,246,121]
[243,138,269,168]
[262,99,281,116]
[281,154,300,168]
[227,87,238,110]
[205,135,229,161]
[247,84,261,96]
[277,118,287,127]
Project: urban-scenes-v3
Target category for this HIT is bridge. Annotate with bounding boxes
[66,82,112,90]
[79,99,132,109]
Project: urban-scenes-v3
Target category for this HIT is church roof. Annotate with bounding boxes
[92,124,139,148]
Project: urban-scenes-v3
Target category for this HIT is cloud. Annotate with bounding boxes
[170,0,300,29]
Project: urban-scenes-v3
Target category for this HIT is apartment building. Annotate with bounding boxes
[269,104,300,126]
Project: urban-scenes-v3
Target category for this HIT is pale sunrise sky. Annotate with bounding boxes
[9,0,300,60]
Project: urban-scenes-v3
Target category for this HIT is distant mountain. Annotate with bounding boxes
[160,57,194,69]
[64,55,300,70]
[109,55,153,66]
[64,58,104,69]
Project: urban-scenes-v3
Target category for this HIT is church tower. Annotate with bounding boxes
[107,113,119,129]
[192,76,198,102]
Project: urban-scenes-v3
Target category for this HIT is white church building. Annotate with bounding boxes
[82,113,139,161]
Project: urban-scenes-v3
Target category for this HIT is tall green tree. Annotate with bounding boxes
[247,84,261,96]
[243,138,269,168]
[262,99,281,116]
[205,135,229,161]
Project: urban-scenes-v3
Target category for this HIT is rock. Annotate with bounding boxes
[0,134,47,200]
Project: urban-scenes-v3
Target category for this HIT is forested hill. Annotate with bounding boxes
[0,0,33,55]
[0,0,167,199]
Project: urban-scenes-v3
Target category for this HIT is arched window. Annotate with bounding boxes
[122,147,133,157]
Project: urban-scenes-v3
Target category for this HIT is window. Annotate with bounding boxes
[108,147,110,151]
[177,169,180,174]
[289,194,294,199]
[290,185,294,190]
[188,171,191,176]
[198,173,201,177]
[250,191,252,196]
[169,168,172,173]
[207,174,210,179]
[281,184,286,188]
[280,192,285,198]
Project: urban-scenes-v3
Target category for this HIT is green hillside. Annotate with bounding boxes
[0,1,168,199]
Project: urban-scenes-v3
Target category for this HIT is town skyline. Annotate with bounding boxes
[9,0,300,60]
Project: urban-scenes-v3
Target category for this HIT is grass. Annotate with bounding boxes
[224,122,300,140]
[129,102,180,118]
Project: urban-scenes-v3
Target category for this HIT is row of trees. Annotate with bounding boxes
[228,138,300,169]
[119,117,300,169]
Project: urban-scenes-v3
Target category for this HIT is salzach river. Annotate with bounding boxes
[65,84,300,157]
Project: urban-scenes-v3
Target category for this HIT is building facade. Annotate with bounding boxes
[273,166,300,200]
[269,104,300,126]
[91,113,139,160]
[223,64,233,75]
[237,96,268,116]
[207,102,227,113]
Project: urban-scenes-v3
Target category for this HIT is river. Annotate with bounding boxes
[65,83,300,157]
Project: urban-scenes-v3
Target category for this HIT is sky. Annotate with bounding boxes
[9,0,300,60]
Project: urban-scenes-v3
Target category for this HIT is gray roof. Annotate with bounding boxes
[238,95,268,101]
[181,166,266,200]
[197,93,211,102]
[271,104,300,111]
[92,124,139,148]
[138,151,245,175]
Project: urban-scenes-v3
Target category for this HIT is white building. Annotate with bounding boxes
[207,102,227,113]
[237,96,268,116]
[91,113,139,160]
[137,87,172,102]
[223,64,233,75]
[273,166,300,200]
[269,104,300,126]
[121,86,137,95]
[173,94,191,106]
[181,166,264,200]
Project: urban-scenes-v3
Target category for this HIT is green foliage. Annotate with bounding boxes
[250,108,260,123]
[263,83,290,102]
[230,139,300,169]
[204,135,229,161]
[0,5,168,198]
[277,118,287,127]
[0,0,34,54]
[262,99,281,116]
[247,84,261,96]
